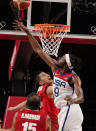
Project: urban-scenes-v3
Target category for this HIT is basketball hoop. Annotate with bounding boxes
[34,24,69,57]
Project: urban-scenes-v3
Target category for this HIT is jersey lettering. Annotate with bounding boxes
[54,87,59,97]
[53,78,66,88]
[22,122,37,131]
[21,113,40,120]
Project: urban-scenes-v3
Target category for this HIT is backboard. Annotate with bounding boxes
[0,2,96,129]
[27,0,71,32]
[0,0,96,43]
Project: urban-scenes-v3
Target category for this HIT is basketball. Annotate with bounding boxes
[13,0,30,10]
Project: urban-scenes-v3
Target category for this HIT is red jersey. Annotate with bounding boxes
[15,109,46,131]
[37,84,59,131]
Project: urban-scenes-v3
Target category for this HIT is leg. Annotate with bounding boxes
[67,104,84,131]
[58,106,70,131]
[46,115,51,131]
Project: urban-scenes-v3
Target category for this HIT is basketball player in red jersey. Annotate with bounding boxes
[13,20,84,131]
[0,92,46,131]
[8,72,59,131]
[35,72,59,131]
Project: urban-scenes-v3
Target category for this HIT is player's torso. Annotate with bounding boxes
[37,85,59,118]
[15,109,46,131]
[37,85,50,112]
[53,68,76,109]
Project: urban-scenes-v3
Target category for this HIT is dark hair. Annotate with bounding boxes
[26,92,40,110]
[69,54,82,71]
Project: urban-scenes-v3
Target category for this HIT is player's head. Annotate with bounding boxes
[26,92,40,110]
[57,54,81,71]
[57,54,70,71]
[35,72,52,86]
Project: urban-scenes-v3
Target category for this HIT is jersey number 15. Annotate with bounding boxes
[22,122,37,131]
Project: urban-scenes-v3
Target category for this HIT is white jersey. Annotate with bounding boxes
[53,68,77,109]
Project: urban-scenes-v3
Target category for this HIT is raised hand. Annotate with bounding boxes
[13,20,28,32]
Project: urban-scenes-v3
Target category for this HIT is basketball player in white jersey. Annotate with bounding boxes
[13,20,84,131]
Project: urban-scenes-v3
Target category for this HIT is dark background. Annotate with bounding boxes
[0,0,96,131]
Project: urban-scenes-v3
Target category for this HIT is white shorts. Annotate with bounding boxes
[58,104,84,131]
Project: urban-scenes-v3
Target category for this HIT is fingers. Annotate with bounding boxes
[64,97,71,101]
[12,20,28,33]
[12,25,19,30]
[64,97,74,105]
[12,21,19,30]
[12,20,20,25]
[12,20,22,30]
[14,20,20,23]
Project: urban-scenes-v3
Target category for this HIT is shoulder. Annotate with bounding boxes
[46,86,53,98]
[68,70,80,82]
[37,85,47,99]
[68,70,76,80]
[71,73,81,85]
[37,86,43,92]
[71,73,80,80]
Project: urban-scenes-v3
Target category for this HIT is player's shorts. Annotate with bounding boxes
[58,104,83,131]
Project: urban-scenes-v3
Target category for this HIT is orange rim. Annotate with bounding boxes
[34,24,69,31]
[34,24,69,37]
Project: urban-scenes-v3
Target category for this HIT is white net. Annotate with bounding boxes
[40,33,66,57]
[34,24,69,57]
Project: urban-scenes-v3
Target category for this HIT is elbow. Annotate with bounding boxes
[37,49,42,54]
[36,49,43,56]
[76,96,84,104]
[32,47,41,54]
[80,97,84,104]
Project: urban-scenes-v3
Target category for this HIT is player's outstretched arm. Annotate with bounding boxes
[13,20,57,72]
[64,75,84,105]
[8,100,27,111]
